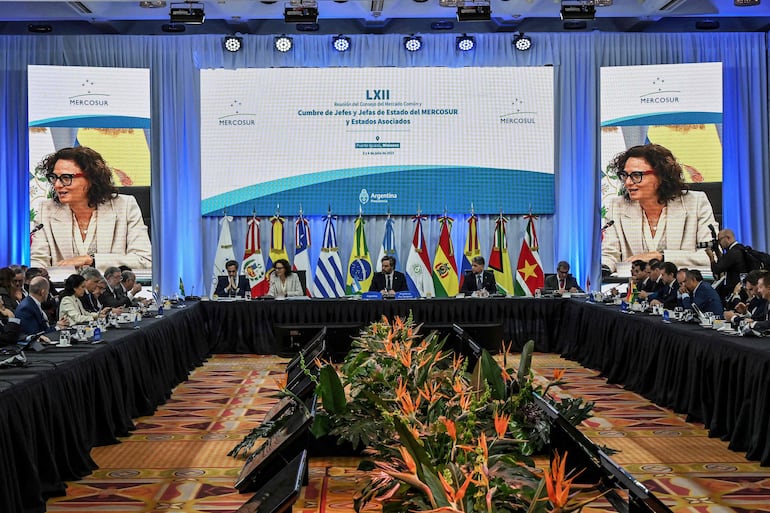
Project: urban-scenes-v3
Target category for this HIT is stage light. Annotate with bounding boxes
[513,33,531,51]
[169,2,205,24]
[456,34,475,52]
[284,0,318,23]
[333,35,351,52]
[223,35,242,53]
[403,35,422,52]
[27,24,53,33]
[560,2,595,20]
[456,2,491,21]
[274,35,293,52]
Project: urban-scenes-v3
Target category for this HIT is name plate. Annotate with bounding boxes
[395,291,418,299]
[361,291,382,300]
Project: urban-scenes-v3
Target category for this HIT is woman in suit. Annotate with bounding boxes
[30,146,152,271]
[602,144,717,274]
[58,274,110,325]
[268,259,304,298]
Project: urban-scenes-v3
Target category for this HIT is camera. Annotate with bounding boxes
[697,224,719,252]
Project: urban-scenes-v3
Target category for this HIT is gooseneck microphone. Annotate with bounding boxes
[601,220,615,231]
[30,223,44,234]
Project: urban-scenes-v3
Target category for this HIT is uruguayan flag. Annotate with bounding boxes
[312,214,345,298]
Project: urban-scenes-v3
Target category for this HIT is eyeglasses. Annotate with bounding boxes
[274,266,285,270]
[45,172,84,186]
[616,170,655,184]
[12,279,23,284]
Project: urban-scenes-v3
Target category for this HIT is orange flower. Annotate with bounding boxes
[543,451,576,510]
[493,410,510,439]
[552,368,566,381]
[441,417,457,441]
[500,366,512,382]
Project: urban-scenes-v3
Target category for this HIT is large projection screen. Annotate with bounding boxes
[28,65,152,274]
[200,67,554,216]
[600,62,723,277]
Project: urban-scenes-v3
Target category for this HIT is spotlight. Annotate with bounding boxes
[223,35,242,53]
[333,35,351,52]
[169,2,205,24]
[27,24,53,33]
[513,33,531,51]
[456,34,475,52]
[456,2,491,21]
[695,19,720,30]
[274,35,293,52]
[284,0,318,22]
[403,35,422,52]
[560,2,595,20]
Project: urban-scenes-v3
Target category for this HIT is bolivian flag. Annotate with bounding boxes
[432,216,459,297]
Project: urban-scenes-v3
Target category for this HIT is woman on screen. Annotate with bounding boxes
[30,147,151,271]
[268,259,304,298]
[602,144,717,273]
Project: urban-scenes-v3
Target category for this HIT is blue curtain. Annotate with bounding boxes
[1,32,767,294]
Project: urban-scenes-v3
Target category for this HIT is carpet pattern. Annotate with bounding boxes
[47,353,770,513]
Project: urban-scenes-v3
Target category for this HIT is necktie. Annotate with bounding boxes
[560,279,565,290]
[386,274,392,291]
[477,274,482,290]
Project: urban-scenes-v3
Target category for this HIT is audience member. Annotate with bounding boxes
[724,270,767,324]
[706,228,749,301]
[214,260,250,298]
[79,267,104,312]
[58,274,109,325]
[268,258,304,298]
[369,256,408,295]
[649,262,679,310]
[121,270,149,306]
[460,256,497,296]
[15,276,66,338]
[101,266,132,308]
[544,260,583,293]
[680,269,724,317]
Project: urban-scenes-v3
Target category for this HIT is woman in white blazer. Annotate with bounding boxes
[268,259,304,298]
[30,146,152,271]
[602,144,717,273]
[58,274,109,325]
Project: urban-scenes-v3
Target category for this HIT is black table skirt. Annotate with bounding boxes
[4,297,770,513]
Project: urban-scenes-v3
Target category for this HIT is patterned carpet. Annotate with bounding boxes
[47,353,770,513]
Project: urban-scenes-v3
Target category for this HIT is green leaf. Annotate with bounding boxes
[318,365,347,415]
[310,413,331,438]
[518,339,535,386]
[480,349,506,400]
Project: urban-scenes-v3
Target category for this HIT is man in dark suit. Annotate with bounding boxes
[79,267,104,312]
[680,269,724,317]
[544,260,583,293]
[746,272,770,333]
[649,262,679,310]
[101,266,133,308]
[369,256,408,295]
[460,256,497,295]
[706,228,749,301]
[214,260,250,298]
[15,277,60,339]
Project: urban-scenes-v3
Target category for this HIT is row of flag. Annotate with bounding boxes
[209,211,547,298]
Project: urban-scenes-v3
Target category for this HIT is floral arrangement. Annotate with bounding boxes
[307,313,600,513]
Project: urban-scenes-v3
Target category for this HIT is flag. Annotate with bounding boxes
[178,277,185,297]
[460,214,480,290]
[210,215,236,298]
[242,216,269,297]
[514,214,545,296]
[346,215,373,295]
[376,215,400,271]
[267,215,290,270]
[293,212,312,297]
[405,213,435,297]
[488,214,515,295]
[625,281,638,303]
[432,216,459,297]
[312,213,345,298]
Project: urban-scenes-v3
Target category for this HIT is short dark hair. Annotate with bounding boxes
[747,269,764,286]
[60,273,86,298]
[757,271,770,287]
[472,256,485,266]
[25,267,44,281]
[273,258,293,275]
[42,146,119,208]
[225,260,239,270]
[609,143,688,204]
[381,255,396,268]
[685,269,703,282]
[649,258,663,270]
[556,260,570,272]
[662,262,678,276]
[631,259,648,271]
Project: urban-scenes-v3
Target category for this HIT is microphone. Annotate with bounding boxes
[601,220,615,231]
[31,223,44,234]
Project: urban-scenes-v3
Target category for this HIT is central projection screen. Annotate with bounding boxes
[200,67,554,216]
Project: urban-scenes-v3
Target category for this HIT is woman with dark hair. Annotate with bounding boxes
[0,267,24,317]
[58,273,110,325]
[602,143,717,273]
[268,259,303,298]
[30,146,152,271]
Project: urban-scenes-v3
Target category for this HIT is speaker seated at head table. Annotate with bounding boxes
[214,259,250,298]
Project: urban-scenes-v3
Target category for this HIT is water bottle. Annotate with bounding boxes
[93,326,101,342]
[157,303,164,318]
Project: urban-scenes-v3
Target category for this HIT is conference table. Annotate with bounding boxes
[2,296,770,513]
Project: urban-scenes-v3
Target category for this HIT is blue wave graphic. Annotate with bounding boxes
[202,166,554,216]
[29,115,150,129]
[601,112,722,127]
